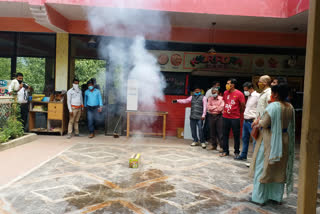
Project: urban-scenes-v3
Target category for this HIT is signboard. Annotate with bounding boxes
[150,50,305,76]
[0,80,11,96]
[149,50,184,72]
[183,53,253,72]
[253,55,305,75]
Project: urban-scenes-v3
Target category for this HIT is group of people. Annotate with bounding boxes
[67,78,103,139]
[9,72,295,205]
[173,75,295,205]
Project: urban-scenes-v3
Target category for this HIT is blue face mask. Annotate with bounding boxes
[88,86,94,90]
[194,92,201,96]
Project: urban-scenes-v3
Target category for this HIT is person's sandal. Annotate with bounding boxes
[219,152,229,157]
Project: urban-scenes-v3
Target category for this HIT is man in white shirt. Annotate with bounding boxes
[205,81,221,99]
[67,78,83,139]
[235,82,259,161]
[255,75,272,119]
[8,73,30,130]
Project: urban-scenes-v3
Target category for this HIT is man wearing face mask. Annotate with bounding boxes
[220,79,246,158]
[172,86,207,148]
[66,78,84,139]
[235,82,259,161]
[255,75,272,119]
[8,73,31,131]
[85,79,103,138]
[207,87,224,151]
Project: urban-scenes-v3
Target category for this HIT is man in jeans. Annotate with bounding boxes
[207,87,224,151]
[220,79,245,158]
[67,78,83,139]
[235,82,259,160]
[172,86,207,148]
[84,80,103,138]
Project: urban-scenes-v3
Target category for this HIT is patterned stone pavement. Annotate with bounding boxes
[0,136,315,214]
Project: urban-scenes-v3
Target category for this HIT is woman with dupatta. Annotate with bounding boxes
[250,83,295,205]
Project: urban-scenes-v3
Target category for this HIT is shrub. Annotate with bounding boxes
[0,101,24,144]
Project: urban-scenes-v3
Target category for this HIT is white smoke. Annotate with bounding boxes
[85,1,171,133]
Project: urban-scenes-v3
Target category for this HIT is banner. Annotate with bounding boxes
[149,50,305,76]
[253,55,305,75]
[0,80,11,96]
[183,52,253,72]
[149,50,184,72]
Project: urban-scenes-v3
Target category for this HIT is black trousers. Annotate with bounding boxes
[222,117,241,155]
[209,114,223,148]
[203,113,210,141]
[20,103,29,130]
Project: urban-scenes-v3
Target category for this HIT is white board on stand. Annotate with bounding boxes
[184,107,193,140]
[127,79,138,111]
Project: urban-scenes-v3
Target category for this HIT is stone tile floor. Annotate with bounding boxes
[0,136,317,214]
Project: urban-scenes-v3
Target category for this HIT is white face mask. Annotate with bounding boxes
[212,93,218,98]
[73,84,79,90]
[244,91,250,97]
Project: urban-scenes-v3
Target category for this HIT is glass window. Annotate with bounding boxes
[0,57,11,80]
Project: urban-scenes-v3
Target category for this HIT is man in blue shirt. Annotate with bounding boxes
[84,80,103,138]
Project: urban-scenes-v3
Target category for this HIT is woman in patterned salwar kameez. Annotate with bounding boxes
[250,83,295,205]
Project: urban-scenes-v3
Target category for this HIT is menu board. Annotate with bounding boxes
[162,72,186,95]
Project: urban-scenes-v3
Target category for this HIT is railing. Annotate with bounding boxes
[0,96,14,128]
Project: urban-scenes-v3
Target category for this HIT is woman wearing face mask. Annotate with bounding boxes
[66,78,84,139]
[207,87,224,151]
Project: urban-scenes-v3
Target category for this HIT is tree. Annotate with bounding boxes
[75,59,106,88]
[16,57,45,93]
[0,57,11,80]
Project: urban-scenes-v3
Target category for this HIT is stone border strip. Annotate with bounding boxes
[0,133,37,152]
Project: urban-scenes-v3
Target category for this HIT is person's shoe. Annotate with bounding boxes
[269,199,282,205]
[74,134,80,137]
[207,145,216,150]
[234,153,241,159]
[219,152,229,157]
[66,134,72,139]
[201,143,207,149]
[234,155,247,161]
[191,142,200,146]
[88,133,94,138]
[245,163,251,168]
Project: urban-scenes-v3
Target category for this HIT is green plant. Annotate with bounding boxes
[0,101,24,144]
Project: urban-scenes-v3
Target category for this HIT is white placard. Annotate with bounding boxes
[126,79,138,111]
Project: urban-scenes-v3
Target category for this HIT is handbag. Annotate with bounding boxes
[251,125,260,140]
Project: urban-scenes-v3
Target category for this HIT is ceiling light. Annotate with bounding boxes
[208,47,216,55]
[88,37,97,48]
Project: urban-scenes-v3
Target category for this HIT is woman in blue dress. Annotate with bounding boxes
[250,83,295,205]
